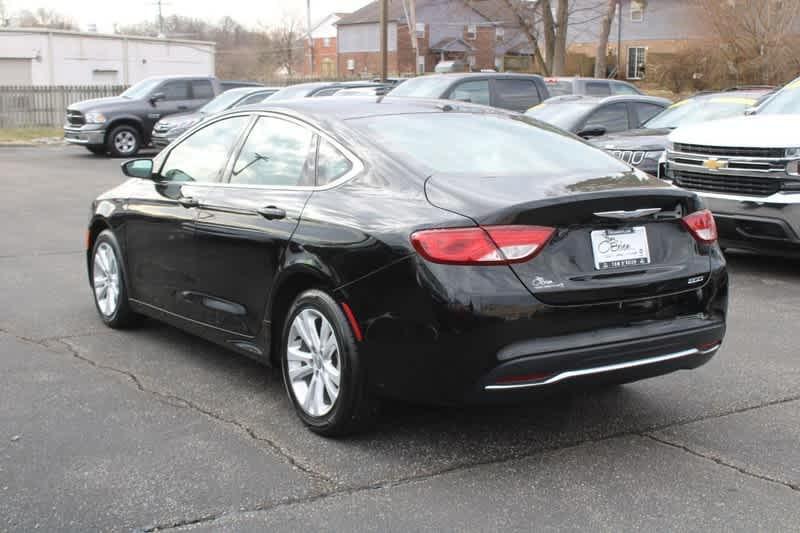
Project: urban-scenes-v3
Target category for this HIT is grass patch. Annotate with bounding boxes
[0,128,63,143]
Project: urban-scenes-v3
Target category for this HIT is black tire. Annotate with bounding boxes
[281,289,377,437]
[106,125,141,158]
[85,145,106,155]
[90,229,140,328]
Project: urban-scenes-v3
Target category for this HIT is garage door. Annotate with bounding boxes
[0,59,33,85]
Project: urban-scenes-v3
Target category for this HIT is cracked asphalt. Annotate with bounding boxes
[1,145,799,532]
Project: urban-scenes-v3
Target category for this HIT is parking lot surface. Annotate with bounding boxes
[1,145,799,532]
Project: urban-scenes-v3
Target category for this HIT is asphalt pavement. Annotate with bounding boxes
[1,145,799,532]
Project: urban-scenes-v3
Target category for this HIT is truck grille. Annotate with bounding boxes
[673,143,785,159]
[66,110,84,126]
[673,171,781,197]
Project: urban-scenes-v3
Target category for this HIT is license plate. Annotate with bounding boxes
[590,226,651,270]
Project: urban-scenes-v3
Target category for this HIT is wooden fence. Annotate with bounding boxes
[0,85,128,128]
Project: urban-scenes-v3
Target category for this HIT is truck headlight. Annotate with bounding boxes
[173,118,199,131]
[786,160,800,176]
[84,112,107,124]
[785,147,800,158]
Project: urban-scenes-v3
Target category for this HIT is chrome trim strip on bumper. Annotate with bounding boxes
[484,345,720,391]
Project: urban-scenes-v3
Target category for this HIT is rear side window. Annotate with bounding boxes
[160,116,249,182]
[450,80,490,106]
[191,80,214,99]
[236,92,269,107]
[612,82,640,95]
[633,102,665,125]
[583,103,630,133]
[230,117,316,187]
[162,81,190,100]
[585,81,612,96]
[312,87,342,97]
[493,79,542,111]
[316,139,353,186]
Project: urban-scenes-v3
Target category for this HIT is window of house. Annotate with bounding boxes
[496,27,504,41]
[417,56,426,75]
[415,22,425,37]
[230,117,316,187]
[627,46,647,79]
[466,23,477,40]
[631,0,644,22]
[323,37,331,47]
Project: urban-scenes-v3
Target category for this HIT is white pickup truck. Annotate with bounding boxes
[664,81,800,256]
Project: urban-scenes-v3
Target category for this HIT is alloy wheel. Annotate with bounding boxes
[287,309,341,417]
[113,130,137,155]
[93,242,121,316]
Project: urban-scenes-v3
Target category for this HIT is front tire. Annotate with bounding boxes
[281,290,377,436]
[90,230,139,328]
[107,125,141,157]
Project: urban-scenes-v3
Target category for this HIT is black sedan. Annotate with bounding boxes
[525,94,671,138]
[87,98,728,435]
[589,89,772,175]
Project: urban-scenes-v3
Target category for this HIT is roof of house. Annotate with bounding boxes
[429,37,475,53]
[0,27,216,46]
[336,0,518,26]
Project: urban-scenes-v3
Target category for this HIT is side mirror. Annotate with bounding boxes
[744,107,757,116]
[121,158,154,179]
[149,92,166,104]
[578,126,607,138]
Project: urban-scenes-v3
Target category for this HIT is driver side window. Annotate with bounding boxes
[159,116,249,183]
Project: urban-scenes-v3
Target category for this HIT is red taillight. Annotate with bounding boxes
[682,209,717,244]
[410,225,555,265]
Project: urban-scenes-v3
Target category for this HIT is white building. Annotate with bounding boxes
[0,28,215,85]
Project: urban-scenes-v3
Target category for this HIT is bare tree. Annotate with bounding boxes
[266,18,304,77]
[593,0,616,78]
[697,0,800,85]
[18,8,77,30]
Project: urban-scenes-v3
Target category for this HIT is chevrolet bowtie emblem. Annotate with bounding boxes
[702,158,728,171]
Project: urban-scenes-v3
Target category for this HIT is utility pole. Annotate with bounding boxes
[379,0,388,82]
[152,0,169,36]
[616,0,622,79]
[307,0,314,76]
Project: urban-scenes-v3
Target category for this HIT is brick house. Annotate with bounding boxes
[302,13,346,77]
[566,0,705,80]
[335,0,534,77]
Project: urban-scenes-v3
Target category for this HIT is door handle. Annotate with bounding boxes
[178,197,200,208]
[257,206,286,220]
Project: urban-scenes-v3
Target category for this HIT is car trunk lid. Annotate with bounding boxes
[425,172,712,306]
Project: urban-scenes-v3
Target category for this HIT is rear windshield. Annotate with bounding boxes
[267,84,322,100]
[348,112,629,176]
[544,81,573,97]
[388,76,455,98]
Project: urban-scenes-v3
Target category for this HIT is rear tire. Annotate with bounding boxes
[85,145,106,155]
[107,125,141,157]
[90,230,140,328]
[281,289,377,437]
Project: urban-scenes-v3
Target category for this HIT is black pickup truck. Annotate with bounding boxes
[64,76,258,157]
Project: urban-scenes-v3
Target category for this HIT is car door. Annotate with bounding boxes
[189,114,321,337]
[123,114,251,317]
[491,78,544,112]
[579,102,632,135]
[146,80,193,133]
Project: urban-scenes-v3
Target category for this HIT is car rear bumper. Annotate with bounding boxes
[699,191,800,255]
[340,255,728,405]
[64,125,105,145]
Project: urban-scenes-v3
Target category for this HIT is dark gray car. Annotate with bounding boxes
[64,76,228,157]
[388,73,550,112]
[525,94,671,138]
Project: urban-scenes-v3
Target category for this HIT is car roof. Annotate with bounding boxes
[232,96,510,122]
[408,72,543,81]
[222,86,280,96]
[542,94,671,106]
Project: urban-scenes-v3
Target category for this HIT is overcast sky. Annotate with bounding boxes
[6,0,371,32]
